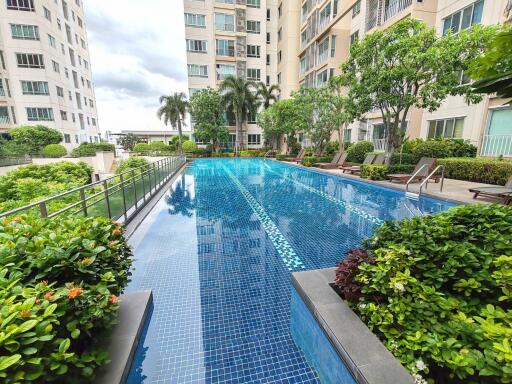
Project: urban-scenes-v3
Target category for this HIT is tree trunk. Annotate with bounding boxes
[235,113,240,155]
[177,119,183,154]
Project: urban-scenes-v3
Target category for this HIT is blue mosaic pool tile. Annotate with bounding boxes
[126,158,455,383]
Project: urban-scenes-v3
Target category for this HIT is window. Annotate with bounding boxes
[278,50,282,63]
[7,0,35,11]
[61,111,68,121]
[26,107,54,121]
[427,117,464,139]
[186,39,207,53]
[4,79,10,97]
[442,0,483,35]
[318,3,331,29]
[278,3,282,17]
[57,19,62,30]
[247,68,261,81]
[21,81,49,95]
[11,24,39,40]
[48,34,56,48]
[62,0,69,19]
[266,75,270,86]
[65,24,72,44]
[76,92,82,109]
[216,64,235,80]
[316,69,328,87]
[185,13,206,28]
[247,0,260,8]
[215,13,234,32]
[317,38,329,63]
[248,134,261,145]
[350,30,359,46]
[52,60,60,73]
[69,48,76,66]
[216,39,235,56]
[75,134,79,144]
[81,39,86,49]
[89,99,94,108]
[352,0,361,17]
[0,79,5,97]
[43,6,51,21]
[333,0,338,16]
[92,118,97,126]
[56,86,64,97]
[188,64,208,77]
[266,54,270,65]
[330,35,336,57]
[246,20,261,34]
[277,72,281,84]
[216,0,234,4]
[16,53,44,68]
[247,45,260,58]
[266,8,270,20]
[266,32,270,43]
[278,28,282,41]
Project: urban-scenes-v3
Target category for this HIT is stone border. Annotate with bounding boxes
[96,290,153,384]
[292,268,414,384]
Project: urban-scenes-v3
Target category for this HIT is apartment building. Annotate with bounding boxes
[0,0,100,150]
[184,0,278,149]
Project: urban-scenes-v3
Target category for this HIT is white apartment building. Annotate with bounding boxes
[184,0,278,149]
[0,0,100,150]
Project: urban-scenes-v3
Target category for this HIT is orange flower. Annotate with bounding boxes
[35,299,41,304]
[68,287,84,300]
[12,216,23,223]
[41,280,49,286]
[109,295,119,304]
[20,310,31,319]
[2,219,11,226]
[112,228,122,237]
[82,257,92,266]
[44,292,54,301]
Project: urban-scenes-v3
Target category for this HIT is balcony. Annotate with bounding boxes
[481,134,512,157]
[383,0,413,22]
[366,0,413,31]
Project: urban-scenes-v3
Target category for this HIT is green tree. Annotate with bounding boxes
[256,82,280,109]
[8,125,63,154]
[219,75,257,153]
[157,92,188,153]
[118,133,140,151]
[336,19,496,164]
[189,88,229,152]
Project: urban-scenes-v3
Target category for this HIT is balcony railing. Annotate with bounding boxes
[383,0,413,22]
[373,138,386,151]
[0,116,10,124]
[317,51,328,65]
[481,134,512,157]
[216,48,235,57]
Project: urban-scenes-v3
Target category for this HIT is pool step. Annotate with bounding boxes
[405,191,419,200]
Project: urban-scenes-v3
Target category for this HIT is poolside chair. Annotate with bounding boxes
[388,157,436,184]
[314,152,348,169]
[469,176,512,204]
[282,148,305,163]
[340,154,377,174]
[373,154,385,165]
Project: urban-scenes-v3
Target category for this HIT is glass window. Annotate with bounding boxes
[247,68,261,81]
[350,30,359,46]
[188,64,208,77]
[21,81,49,95]
[7,0,35,11]
[442,1,484,35]
[26,107,54,121]
[186,39,207,53]
[11,24,39,40]
[215,13,235,32]
[330,35,336,57]
[248,134,261,145]
[246,20,261,34]
[16,53,44,68]
[352,0,361,17]
[185,13,206,28]
[216,39,235,56]
[427,117,465,138]
[247,0,260,8]
[216,64,235,80]
[247,45,260,58]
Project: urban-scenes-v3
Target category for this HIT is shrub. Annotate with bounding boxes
[71,143,115,157]
[390,152,417,165]
[346,141,374,163]
[182,140,198,153]
[133,143,150,153]
[340,204,512,383]
[0,215,132,383]
[302,156,332,167]
[289,142,302,156]
[240,150,265,157]
[148,141,169,152]
[406,138,477,160]
[324,141,340,155]
[437,157,512,185]
[276,154,287,161]
[116,157,149,174]
[9,126,63,153]
[42,144,67,158]
[360,164,415,180]
[334,249,372,301]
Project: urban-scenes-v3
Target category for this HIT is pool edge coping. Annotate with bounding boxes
[291,268,414,384]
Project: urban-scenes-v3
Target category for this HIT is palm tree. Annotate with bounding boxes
[219,76,257,153]
[157,92,188,153]
[256,82,280,109]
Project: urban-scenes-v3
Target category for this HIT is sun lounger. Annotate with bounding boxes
[340,154,377,174]
[469,176,512,204]
[282,148,305,163]
[315,152,348,169]
[388,157,436,183]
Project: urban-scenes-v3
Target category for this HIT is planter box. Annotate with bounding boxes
[291,268,413,384]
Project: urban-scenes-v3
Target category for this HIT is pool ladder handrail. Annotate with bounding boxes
[264,150,276,159]
[405,164,428,193]
[419,165,445,195]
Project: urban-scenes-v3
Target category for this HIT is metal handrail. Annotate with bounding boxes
[0,155,186,223]
[264,150,276,159]
[419,165,445,195]
[405,164,428,192]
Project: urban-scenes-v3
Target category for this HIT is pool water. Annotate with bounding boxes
[126,158,455,383]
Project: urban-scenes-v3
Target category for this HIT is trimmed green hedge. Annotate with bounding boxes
[360,164,416,180]
[42,144,67,158]
[71,143,115,157]
[302,156,332,167]
[346,141,374,163]
[437,158,512,185]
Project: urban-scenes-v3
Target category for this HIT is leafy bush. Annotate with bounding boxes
[9,126,63,154]
[346,141,374,163]
[437,157,512,185]
[302,156,332,167]
[360,164,415,180]
[240,150,265,157]
[133,143,150,153]
[71,143,114,157]
[182,140,198,153]
[42,144,67,158]
[115,157,149,174]
[404,138,477,160]
[288,142,302,156]
[324,141,340,155]
[390,152,417,165]
[0,215,132,383]
[334,249,372,301]
[0,138,31,157]
[336,204,512,383]
[211,152,234,158]
[276,154,287,161]
[148,141,169,152]
[0,162,92,213]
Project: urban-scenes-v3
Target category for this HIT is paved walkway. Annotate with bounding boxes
[291,163,499,205]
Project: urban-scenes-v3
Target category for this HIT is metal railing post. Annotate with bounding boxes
[131,169,139,208]
[39,202,48,218]
[103,180,112,219]
[140,169,146,202]
[119,173,128,221]
[79,187,87,216]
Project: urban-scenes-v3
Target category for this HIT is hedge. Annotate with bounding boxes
[42,144,67,158]
[240,150,265,157]
[182,140,198,153]
[0,215,132,383]
[346,141,374,163]
[335,204,512,383]
[71,143,115,157]
[437,158,512,185]
[301,156,332,167]
[360,164,416,180]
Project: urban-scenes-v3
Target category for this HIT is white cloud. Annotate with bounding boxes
[84,0,188,133]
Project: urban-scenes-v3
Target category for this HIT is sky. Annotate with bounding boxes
[84,0,188,134]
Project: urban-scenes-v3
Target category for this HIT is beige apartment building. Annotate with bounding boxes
[0,0,100,150]
[184,0,511,156]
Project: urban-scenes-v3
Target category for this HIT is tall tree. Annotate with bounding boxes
[157,92,188,153]
[118,133,140,151]
[336,19,496,164]
[189,88,229,153]
[219,76,257,153]
[256,82,280,109]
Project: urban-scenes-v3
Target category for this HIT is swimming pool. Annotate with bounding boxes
[126,158,455,383]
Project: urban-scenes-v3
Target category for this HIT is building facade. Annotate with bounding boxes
[184,0,511,156]
[0,0,100,150]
